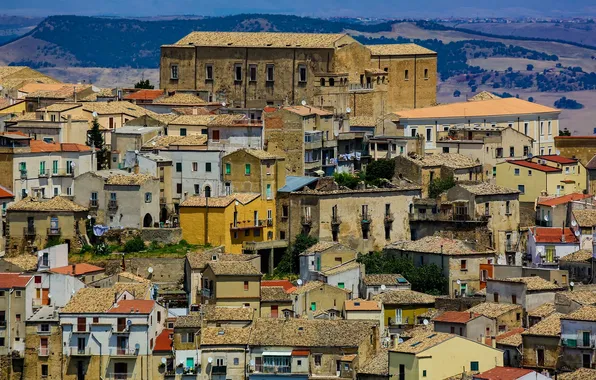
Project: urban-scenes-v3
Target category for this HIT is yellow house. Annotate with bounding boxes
[496,155,587,202]
[373,290,435,333]
[179,192,276,254]
[389,332,504,380]
[202,261,262,315]
[0,100,26,116]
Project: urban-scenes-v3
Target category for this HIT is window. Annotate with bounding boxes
[517,185,525,194]
[442,147,449,153]
[524,122,529,136]
[15,291,21,298]
[245,164,251,175]
[404,70,409,80]
[548,121,552,135]
[144,192,152,203]
[512,294,517,304]
[470,362,479,372]
[234,63,242,81]
[528,170,532,176]
[249,64,257,81]
[225,163,231,175]
[422,370,427,377]
[192,162,198,172]
[53,187,59,196]
[41,364,48,377]
[194,184,200,195]
[426,128,432,142]
[496,148,503,158]
[170,65,178,80]
[233,357,240,366]
[523,146,529,156]
[310,302,316,311]
[266,64,275,82]
[244,281,249,291]
[176,183,182,194]
[506,200,511,214]
[494,293,499,302]
[424,68,429,79]
[329,78,335,86]
[176,162,182,172]
[205,162,212,172]
[540,121,544,135]
[66,160,73,174]
[411,128,417,137]
[461,260,467,270]
[510,147,515,157]
[52,160,58,174]
[298,64,307,82]
[212,130,220,142]
[182,332,194,343]
[338,282,345,289]
[0,338,4,346]
[16,313,21,321]
[204,186,211,198]
[39,161,46,175]
[514,168,520,176]
[205,64,213,80]
[314,355,322,366]
[180,128,187,136]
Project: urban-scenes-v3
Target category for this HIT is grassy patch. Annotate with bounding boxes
[70,241,208,264]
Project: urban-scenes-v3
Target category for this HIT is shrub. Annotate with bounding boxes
[453,90,461,97]
[428,175,456,198]
[123,237,146,253]
[333,172,360,189]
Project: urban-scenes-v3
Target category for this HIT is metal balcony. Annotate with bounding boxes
[69,347,91,356]
[38,347,50,356]
[23,227,36,236]
[89,199,98,208]
[47,227,61,236]
[301,215,312,226]
[109,348,137,357]
[108,200,118,210]
[212,366,227,375]
[39,170,49,178]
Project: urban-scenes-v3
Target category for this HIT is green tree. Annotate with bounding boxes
[365,159,395,186]
[333,172,360,189]
[559,128,572,136]
[134,79,154,89]
[428,175,456,198]
[453,90,461,97]
[87,118,107,170]
[273,234,318,276]
[526,64,534,71]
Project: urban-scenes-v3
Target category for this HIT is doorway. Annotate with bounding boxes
[143,213,153,228]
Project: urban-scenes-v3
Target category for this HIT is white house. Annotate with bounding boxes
[527,227,580,267]
[316,259,363,298]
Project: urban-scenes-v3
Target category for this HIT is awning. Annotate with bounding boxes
[262,351,292,356]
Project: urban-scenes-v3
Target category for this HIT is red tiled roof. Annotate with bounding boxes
[263,106,278,113]
[29,140,91,153]
[50,263,105,276]
[292,349,310,356]
[0,273,32,288]
[0,185,14,199]
[507,160,561,172]
[474,366,535,380]
[531,227,578,244]
[108,299,155,314]
[433,311,479,324]
[538,155,577,164]
[261,280,295,292]
[124,89,165,101]
[538,193,592,207]
[153,329,173,352]
[496,327,525,343]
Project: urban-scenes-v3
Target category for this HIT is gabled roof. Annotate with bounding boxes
[387,236,495,256]
[494,277,564,291]
[530,227,578,244]
[506,159,561,172]
[8,196,88,212]
[473,366,536,380]
[562,305,596,322]
[61,283,152,313]
[528,303,556,318]
[467,302,522,319]
[558,368,596,380]
[495,328,525,347]
[404,153,480,169]
[572,209,596,227]
[0,273,32,289]
[281,105,333,117]
[260,286,293,302]
[522,313,562,337]
[291,280,350,295]
[320,260,360,276]
[538,155,578,164]
[50,263,104,276]
[201,326,252,345]
[538,193,592,207]
[261,280,295,292]
[391,332,454,354]
[203,305,254,321]
[433,311,480,324]
[153,329,173,352]
[175,31,353,49]
[559,249,593,263]
[558,290,596,306]
[367,43,436,56]
[458,182,519,196]
[0,185,14,198]
[206,261,262,276]
[362,274,409,286]
[373,289,435,305]
[107,299,155,314]
[124,89,164,101]
[185,250,259,270]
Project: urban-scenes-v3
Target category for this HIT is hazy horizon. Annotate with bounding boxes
[2,0,596,19]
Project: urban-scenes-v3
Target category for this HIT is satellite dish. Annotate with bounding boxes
[456,279,461,285]
[301,100,307,106]
[208,357,213,364]
[398,338,404,343]
[180,360,184,365]
[235,201,239,206]
[570,281,575,287]
[72,289,76,294]
[528,153,533,158]
[161,358,167,364]
[297,279,303,286]
[127,320,132,326]
[346,107,351,114]
[249,360,255,366]
[48,293,52,298]
[556,150,561,155]
[92,111,98,118]
[134,150,139,154]
[544,214,549,221]
[572,220,577,227]
[380,284,386,291]
[70,162,76,168]
[423,319,429,326]
[537,247,543,254]
[575,230,581,237]
[135,343,141,350]
[148,267,154,274]
[221,102,227,107]
[87,215,92,220]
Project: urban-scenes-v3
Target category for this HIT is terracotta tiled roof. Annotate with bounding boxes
[522,313,562,336]
[506,159,561,172]
[560,249,593,263]
[260,287,293,302]
[292,184,421,195]
[558,368,596,380]
[8,112,38,121]
[206,261,262,276]
[302,241,340,255]
[320,260,360,276]
[81,101,152,118]
[282,105,333,117]
[393,98,559,120]
[51,263,104,276]
[538,193,592,206]
[496,328,525,347]
[2,255,38,271]
[391,332,454,354]
[559,290,596,306]
[8,196,88,212]
[172,107,213,115]
[572,209,596,227]
[174,315,202,328]
[362,274,409,286]
[238,148,282,160]
[458,182,519,195]
[169,114,219,125]
[153,93,206,105]
[261,280,295,292]
[201,326,252,345]
[399,323,435,339]
[185,250,259,270]
[358,348,388,375]
[107,299,155,314]
[345,299,381,311]
[404,153,480,169]
[291,281,350,295]
[586,155,596,170]
[28,140,91,153]
[180,193,260,208]
[143,134,207,149]
[562,305,596,322]
[0,185,14,199]
[387,236,495,256]
[153,329,173,352]
[61,284,151,314]
[531,227,578,244]
[474,367,535,380]
[116,271,152,283]
[468,91,501,102]
[433,311,479,324]
[528,303,556,318]
[0,273,31,288]
[373,289,435,305]
[496,277,564,291]
[124,89,164,101]
[203,305,254,321]
[248,318,377,347]
[467,302,522,319]
[539,155,577,164]
[367,43,436,56]
[175,32,350,49]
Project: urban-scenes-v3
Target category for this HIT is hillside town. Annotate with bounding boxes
[0,30,596,380]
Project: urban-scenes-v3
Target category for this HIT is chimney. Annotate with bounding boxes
[71,264,76,275]
[469,311,474,319]
[491,335,496,348]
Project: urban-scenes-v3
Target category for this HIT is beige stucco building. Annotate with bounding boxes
[202,261,262,315]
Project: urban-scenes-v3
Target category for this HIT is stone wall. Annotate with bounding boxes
[435,296,485,311]
[555,136,596,166]
[124,257,186,285]
[140,228,182,244]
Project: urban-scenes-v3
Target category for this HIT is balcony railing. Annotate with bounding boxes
[89,199,98,208]
[23,227,36,236]
[39,170,49,178]
[108,200,118,210]
[47,227,61,236]
[211,366,227,375]
[113,325,129,334]
[384,213,395,223]
[301,215,312,226]
[38,347,49,356]
[109,348,137,356]
[74,324,91,333]
[52,168,74,177]
[106,373,133,380]
[255,364,292,374]
[230,220,266,230]
[349,83,373,92]
[69,347,91,356]
[505,242,515,252]
[20,170,27,179]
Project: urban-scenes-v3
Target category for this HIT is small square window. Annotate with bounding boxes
[15,291,22,297]
[266,64,275,82]
[234,64,243,81]
[225,163,231,175]
[470,361,479,372]
[514,168,520,176]
[518,185,525,194]
[145,192,152,203]
[423,370,427,377]
[233,358,239,365]
[171,65,179,80]
[205,162,212,172]
[176,162,182,172]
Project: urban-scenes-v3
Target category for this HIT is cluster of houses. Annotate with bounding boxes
[1,31,596,380]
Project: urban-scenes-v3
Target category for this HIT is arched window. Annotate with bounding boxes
[329,78,335,87]
[320,78,326,87]
[204,186,211,198]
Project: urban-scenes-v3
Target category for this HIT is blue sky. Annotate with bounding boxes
[2,0,596,18]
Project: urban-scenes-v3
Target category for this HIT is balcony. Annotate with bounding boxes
[361,213,372,225]
[109,348,137,357]
[505,242,515,252]
[20,170,27,180]
[52,168,74,177]
[348,83,373,92]
[106,373,133,380]
[47,227,61,236]
[74,324,91,333]
[384,213,395,223]
[69,347,91,356]
[331,214,341,226]
[23,227,36,236]
[211,366,227,375]
[39,170,49,178]
[408,212,486,223]
[0,320,6,328]
[255,364,292,374]
[108,200,118,210]
[301,215,312,226]
[89,199,98,208]
[38,347,50,356]
[230,220,266,230]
